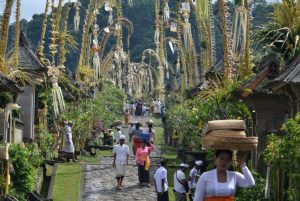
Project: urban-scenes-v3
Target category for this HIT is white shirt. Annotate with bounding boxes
[64,125,72,141]
[193,166,255,201]
[189,167,201,189]
[154,166,168,193]
[174,169,187,193]
[112,144,130,165]
[116,130,122,143]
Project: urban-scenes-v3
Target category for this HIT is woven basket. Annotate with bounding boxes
[112,120,122,126]
[201,136,258,151]
[205,120,245,133]
[205,130,246,138]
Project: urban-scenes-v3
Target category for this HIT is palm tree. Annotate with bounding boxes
[256,0,300,63]
[0,0,15,74]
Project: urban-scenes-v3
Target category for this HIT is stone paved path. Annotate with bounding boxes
[82,116,162,201]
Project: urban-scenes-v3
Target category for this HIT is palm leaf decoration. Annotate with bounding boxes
[256,0,300,63]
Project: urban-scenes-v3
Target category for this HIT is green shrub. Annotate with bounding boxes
[9,144,36,201]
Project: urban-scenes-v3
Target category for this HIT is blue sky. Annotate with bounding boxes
[9,0,76,22]
[9,0,278,22]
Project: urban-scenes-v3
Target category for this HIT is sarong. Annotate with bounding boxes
[204,196,234,201]
[116,164,126,178]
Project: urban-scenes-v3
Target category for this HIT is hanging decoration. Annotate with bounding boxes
[74,0,81,32]
[169,40,174,54]
[128,0,133,7]
[48,67,65,117]
[108,8,113,25]
[154,21,160,52]
[181,1,191,13]
[163,0,170,23]
[170,22,177,32]
[182,12,193,50]
[92,23,100,79]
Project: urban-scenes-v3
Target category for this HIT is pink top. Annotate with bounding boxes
[136,145,154,165]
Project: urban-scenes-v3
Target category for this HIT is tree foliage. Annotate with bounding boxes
[256,0,300,63]
[63,80,124,149]
[9,144,36,201]
[264,113,300,201]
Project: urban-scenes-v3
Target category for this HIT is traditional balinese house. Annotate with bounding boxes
[0,73,23,143]
[240,55,289,173]
[6,31,46,141]
[268,56,300,117]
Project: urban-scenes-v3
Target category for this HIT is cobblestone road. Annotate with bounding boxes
[82,116,162,201]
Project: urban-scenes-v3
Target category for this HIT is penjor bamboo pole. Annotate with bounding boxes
[13,0,21,69]
[244,0,251,76]
[218,0,233,83]
[37,0,50,64]
[0,0,14,74]
[59,0,71,67]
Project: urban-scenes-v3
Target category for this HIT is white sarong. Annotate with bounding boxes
[116,164,126,177]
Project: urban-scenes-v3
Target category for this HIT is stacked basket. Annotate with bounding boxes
[201,120,258,151]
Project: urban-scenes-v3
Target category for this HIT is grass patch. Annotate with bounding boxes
[154,126,164,144]
[52,163,82,201]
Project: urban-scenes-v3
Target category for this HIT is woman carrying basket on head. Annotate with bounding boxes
[193,150,255,201]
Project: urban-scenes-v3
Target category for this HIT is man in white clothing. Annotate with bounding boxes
[113,135,130,189]
[115,125,122,144]
[154,160,169,201]
[188,160,202,200]
[174,163,190,201]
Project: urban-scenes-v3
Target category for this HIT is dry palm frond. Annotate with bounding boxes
[8,69,40,86]
[79,65,95,78]
[57,30,79,53]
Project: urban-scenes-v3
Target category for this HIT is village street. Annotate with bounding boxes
[82,116,162,201]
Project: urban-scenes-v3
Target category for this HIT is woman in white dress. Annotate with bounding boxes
[193,150,255,201]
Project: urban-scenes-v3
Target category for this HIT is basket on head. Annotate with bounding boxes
[112,120,122,126]
[201,119,258,151]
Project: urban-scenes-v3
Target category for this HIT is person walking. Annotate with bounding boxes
[132,122,144,154]
[154,159,169,201]
[124,109,131,125]
[115,125,122,144]
[112,135,130,190]
[136,140,154,187]
[174,163,191,201]
[188,160,203,200]
[147,121,156,144]
[63,121,76,162]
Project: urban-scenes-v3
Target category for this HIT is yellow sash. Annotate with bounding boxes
[144,156,150,171]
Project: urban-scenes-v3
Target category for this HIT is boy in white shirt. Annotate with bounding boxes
[188,160,202,200]
[154,160,169,201]
[112,135,130,189]
[174,163,191,201]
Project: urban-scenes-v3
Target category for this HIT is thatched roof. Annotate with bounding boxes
[6,31,45,71]
[274,57,300,84]
[241,55,280,97]
[0,72,23,93]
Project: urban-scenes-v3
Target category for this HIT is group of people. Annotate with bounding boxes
[112,120,157,189]
[154,150,255,201]
[112,115,256,201]
[124,98,164,118]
